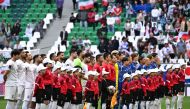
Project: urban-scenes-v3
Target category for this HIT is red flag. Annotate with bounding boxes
[185,66,190,76]
[0,0,4,4]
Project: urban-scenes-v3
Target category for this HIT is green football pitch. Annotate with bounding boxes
[0,97,190,109]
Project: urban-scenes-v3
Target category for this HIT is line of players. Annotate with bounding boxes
[3,49,186,109]
[121,64,185,109]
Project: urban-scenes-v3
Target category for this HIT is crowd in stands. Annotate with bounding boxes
[67,0,190,64]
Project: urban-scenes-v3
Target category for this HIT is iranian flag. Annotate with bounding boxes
[0,0,10,6]
[102,0,108,6]
[78,0,94,10]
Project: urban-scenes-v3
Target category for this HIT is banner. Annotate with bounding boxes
[0,0,10,6]
[79,0,94,10]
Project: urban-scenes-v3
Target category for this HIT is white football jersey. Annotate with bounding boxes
[25,62,36,88]
[5,59,18,86]
[16,59,27,86]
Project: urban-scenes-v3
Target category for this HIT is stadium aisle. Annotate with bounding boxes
[37,0,73,54]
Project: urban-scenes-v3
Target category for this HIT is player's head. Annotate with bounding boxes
[70,48,78,59]
[26,52,32,61]
[111,54,117,63]
[50,53,57,61]
[122,57,130,66]
[19,49,27,60]
[11,49,20,60]
[83,53,91,63]
[57,52,64,61]
[33,55,42,64]
[96,54,104,63]
[103,52,111,62]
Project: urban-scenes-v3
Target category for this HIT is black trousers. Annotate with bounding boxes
[57,7,63,18]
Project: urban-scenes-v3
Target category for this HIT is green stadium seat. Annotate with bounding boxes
[39,13,46,19]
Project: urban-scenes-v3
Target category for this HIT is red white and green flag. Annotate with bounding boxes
[78,0,94,10]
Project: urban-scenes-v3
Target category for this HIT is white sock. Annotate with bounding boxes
[129,103,133,109]
[177,95,184,109]
[63,102,70,109]
[48,101,53,109]
[166,98,170,109]
[134,101,138,109]
[140,101,145,109]
[35,103,41,109]
[146,101,150,109]
[158,98,162,109]
[41,103,49,109]
[22,101,29,109]
[51,101,57,109]
[102,103,106,109]
[122,104,127,109]
[149,101,154,109]
[57,106,63,109]
[15,100,22,109]
[171,96,177,109]
[6,101,15,109]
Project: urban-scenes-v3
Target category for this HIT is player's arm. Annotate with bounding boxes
[3,70,10,82]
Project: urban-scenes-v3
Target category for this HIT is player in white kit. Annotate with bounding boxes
[15,49,27,109]
[4,50,20,109]
[22,52,36,109]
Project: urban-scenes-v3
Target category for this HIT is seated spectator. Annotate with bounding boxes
[25,24,33,38]
[83,36,91,46]
[11,23,21,36]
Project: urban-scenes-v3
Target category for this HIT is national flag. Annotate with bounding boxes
[178,32,190,41]
[78,0,94,10]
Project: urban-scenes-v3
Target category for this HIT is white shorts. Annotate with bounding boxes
[24,88,33,101]
[4,86,17,100]
[17,85,25,100]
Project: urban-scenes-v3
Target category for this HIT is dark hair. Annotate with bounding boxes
[103,52,110,59]
[122,57,129,63]
[11,49,20,57]
[131,53,138,60]
[57,52,64,56]
[50,53,55,60]
[70,48,77,55]
[96,54,102,61]
[40,54,46,58]
[84,53,91,58]
[33,55,39,62]
[77,49,82,56]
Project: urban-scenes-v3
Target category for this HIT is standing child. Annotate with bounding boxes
[64,66,73,109]
[101,70,110,109]
[57,67,68,109]
[165,65,173,109]
[177,63,186,109]
[121,73,131,109]
[33,64,46,109]
[85,71,96,109]
[71,68,83,109]
[51,63,62,109]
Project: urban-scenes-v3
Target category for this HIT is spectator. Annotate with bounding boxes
[56,0,64,18]
[25,24,33,38]
[98,38,107,53]
[11,23,21,36]
[151,6,160,21]
[78,8,88,30]
[0,20,6,33]
[13,40,23,49]
[112,36,119,50]
[107,40,115,53]
[119,37,128,54]
[114,4,122,16]
[97,24,107,38]
[77,37,83,48]
[83,36,91,46]
[107,13,115,33]
[147,33,158,47]
[177,38,186,59]
[0,31,6,49]
[5,23,11,37]
[124,19,131,37]
[87,9,96,30]
[72,0,77,10]
[69,13,76,23]
[125,1,133,18]
[157,31,167,49]
[162,43,173,63]
[134,19,141,36]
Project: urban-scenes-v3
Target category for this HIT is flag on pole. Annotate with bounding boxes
[78,0,94,10]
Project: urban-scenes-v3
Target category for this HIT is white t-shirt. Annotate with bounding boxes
[5,59,18,86]
[107,17,115,25]
[65,58,74,67]
[162,46,173,57]
[25,62,36,88]
[16,59,26,86]
[151,9,160,17]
